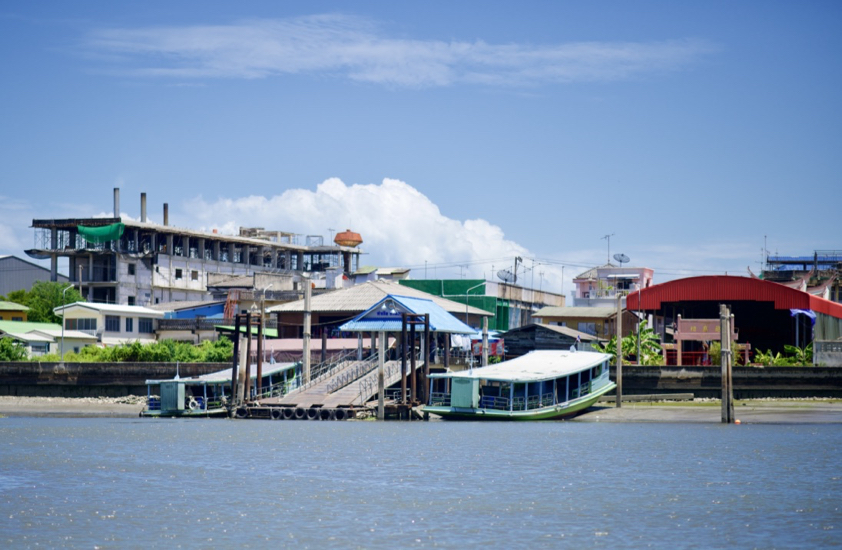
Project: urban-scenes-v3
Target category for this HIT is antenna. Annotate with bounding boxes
[602,233,615,264]
[613,253,630,265]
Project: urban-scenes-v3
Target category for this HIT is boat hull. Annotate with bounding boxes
[425,381,616,420]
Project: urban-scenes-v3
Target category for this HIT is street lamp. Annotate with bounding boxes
[464,282,485,326]
[59,283,74,366]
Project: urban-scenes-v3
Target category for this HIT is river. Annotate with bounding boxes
[1,417,840,548]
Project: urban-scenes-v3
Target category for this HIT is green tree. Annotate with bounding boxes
[0,337,28,361]
[594,321,663,366]
[3,282,84,324]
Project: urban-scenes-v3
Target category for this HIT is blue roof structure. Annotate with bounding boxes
[339,295,476,334]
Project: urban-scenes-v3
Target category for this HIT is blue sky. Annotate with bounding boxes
[1,1,839,294]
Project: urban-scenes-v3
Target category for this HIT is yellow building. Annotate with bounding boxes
[0,301,29,322]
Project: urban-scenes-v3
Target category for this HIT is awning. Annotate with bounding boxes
[78,223,125,244]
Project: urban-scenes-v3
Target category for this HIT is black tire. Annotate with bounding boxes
[270,408,283,420]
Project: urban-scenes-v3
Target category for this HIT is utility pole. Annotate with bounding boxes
[303,277,311,384]
[615,293,623,408]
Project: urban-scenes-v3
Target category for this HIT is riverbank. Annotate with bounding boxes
[575,398,842,424]
[0,395,147,417]
[2,395,842,422]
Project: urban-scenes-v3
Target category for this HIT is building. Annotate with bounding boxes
[0,255,69,296]
[0,320,96,357]
[398,279,565,331]
[0,301,29,322]
[26,188,363,306]
[532,306,637,340]
[53,302,165,347]
[571,263,654,308]
[497,323,602,357]
[761,250,841,302]
[268,280,492,338]
[626,275,842,364]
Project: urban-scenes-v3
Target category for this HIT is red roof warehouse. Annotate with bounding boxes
[626,276,842,356]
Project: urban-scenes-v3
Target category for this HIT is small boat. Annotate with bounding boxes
[141,362,299,417]
[425,350,615,420]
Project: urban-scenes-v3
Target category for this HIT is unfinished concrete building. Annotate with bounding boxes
[26,189,363,306]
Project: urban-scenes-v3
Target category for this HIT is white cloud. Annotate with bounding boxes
[86,14,716,87]
[183,177,538,278]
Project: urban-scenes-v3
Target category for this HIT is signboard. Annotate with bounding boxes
[471,339,505,356]
[676,319,737,342]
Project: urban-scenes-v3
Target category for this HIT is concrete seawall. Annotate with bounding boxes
[0,362,229,397]
[612,366,842,399]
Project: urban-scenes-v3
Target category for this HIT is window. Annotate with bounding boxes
[175,268,183,280]
[139,318,154,334]
[66,318,96,331]
[105,315,120,332]
[125,318,133,332]
[578,322,597,336]
[11,316,23,322]
[191,270,199,281]
[127,296,136,306]
[128,263,136,275]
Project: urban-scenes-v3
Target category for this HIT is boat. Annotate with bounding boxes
[141,362,299,417]
[424,350,615,420]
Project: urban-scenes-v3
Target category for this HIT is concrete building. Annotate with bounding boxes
[26,189,363,306]
[0,255,69,296]
[53,302,165,348]
[398,279,565,331]
[571,263,654,308]
[0,320,96,357]
[532,306,638,340]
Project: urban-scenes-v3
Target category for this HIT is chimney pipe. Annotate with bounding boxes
[113,188,120,218]
[141,193,147,223]
[163,203,169,226]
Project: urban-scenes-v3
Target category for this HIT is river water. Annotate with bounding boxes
[1,417,840,549]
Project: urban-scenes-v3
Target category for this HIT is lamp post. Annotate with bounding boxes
[59,284,73,366]
[464,282,485,326]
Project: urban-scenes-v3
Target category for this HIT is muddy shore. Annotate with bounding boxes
[2,395,842,423]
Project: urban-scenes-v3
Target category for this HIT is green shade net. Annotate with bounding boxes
[77,223,125,244]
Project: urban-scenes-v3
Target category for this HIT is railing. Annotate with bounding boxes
[157,318,280,331]
[429,392,451,407]
[281,350,362,397]
[325,355,380,394]
[479,395,510,410]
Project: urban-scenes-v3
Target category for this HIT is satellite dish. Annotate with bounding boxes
[497,269,515,283]
[613,253,630,265]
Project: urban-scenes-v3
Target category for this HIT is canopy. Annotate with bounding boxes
[78,223,125,244]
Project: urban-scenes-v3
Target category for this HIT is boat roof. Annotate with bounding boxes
[146,362,297,385]
[430,350,612,382]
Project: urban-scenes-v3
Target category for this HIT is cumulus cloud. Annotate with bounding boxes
[85,14,716,87]
[183,177,542,280]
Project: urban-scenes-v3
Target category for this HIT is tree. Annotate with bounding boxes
[8,282,84,324]
[0,337,28,361]
[594,320,663,366]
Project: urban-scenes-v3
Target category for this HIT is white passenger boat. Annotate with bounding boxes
[425,350,615,420]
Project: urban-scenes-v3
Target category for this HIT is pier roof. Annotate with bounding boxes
[339,295,476,334]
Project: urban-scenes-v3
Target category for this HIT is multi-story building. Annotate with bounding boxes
[26,189,363,306]
[571,263,654,308]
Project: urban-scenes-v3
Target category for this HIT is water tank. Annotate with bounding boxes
[334,229,363,248]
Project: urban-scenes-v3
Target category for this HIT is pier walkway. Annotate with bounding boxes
[259,357,414,408]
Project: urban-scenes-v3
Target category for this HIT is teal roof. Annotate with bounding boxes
[339,295,475,334]
[0,320,60,333]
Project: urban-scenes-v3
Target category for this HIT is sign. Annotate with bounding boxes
[676,319,737,342]
[471,339,504,356]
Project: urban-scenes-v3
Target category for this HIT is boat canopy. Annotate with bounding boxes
[145,362,297,385]
[430,350,611,383]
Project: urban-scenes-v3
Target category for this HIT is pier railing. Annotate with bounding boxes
[325,354,380,394]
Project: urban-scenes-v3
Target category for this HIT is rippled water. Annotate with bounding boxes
[1,417,840,549]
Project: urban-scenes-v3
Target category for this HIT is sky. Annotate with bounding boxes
[1,1,840,296]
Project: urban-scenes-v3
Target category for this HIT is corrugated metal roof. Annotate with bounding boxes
[430,350,611,382]
[54,302,165,317]
[339,295,476,334]
[0,301,29,312]
[500,323,601,341]
[268,280,491,316]
[533,306,616,319]
[626,275,842,320]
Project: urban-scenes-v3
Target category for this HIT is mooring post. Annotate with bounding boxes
[244,312,252,401]
[720,305,734,423]
[410,320,417,403]
[401,313,407,405]
[616,293,623,408]
[422,314,430,404]
[321,330,327,364]
[231,314,241,404]
[302,279,311,384]
[377,331,385,420]
[256,313,263,397]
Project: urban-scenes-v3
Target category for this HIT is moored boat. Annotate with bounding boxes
[425,350,615,420]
